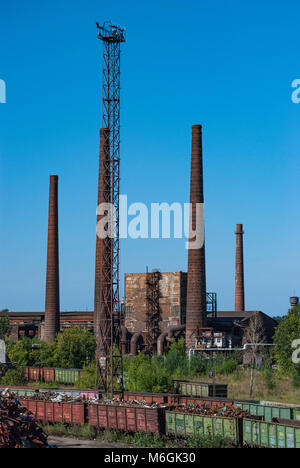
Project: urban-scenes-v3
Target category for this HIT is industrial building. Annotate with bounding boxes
[2,123,279,352]
[1,23,280,363]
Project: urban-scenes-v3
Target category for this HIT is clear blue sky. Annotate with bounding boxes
[0,0,299,316]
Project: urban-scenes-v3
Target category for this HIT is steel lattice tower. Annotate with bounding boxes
[95,21,125,394]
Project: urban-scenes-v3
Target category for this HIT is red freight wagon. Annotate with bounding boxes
[87,404,165,434]
[53,403,85,424]
[113,392,168,404]
[24,367,43,382]
[20,400,85,425]
[42,368,56,383]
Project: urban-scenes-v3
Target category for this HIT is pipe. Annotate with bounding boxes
[188,343,275,359]
[130,332,144,356]
[120,325,128,354]
[157,332,168,356]
[157,325,185,356]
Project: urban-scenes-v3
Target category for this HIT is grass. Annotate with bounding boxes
[210,369,300,404]
[42,423,234,448]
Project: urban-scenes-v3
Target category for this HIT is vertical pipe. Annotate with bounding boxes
[44,175,60,343]
[235,224,245,311]
[186,125,207,349]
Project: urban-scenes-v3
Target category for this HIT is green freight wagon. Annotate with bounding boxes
[0,387,37,397]
[234,401,293,423]
[243,419,300,448]
[173,379,228,398]
[165,410,242,445]
[294,408,300,421]
[54,368,82,385]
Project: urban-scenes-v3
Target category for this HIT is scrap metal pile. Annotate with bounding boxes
[170,403,255,419]
[93,397,165,408]
[0,393,48,448]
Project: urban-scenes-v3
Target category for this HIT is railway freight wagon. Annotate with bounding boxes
[20,399,86,425]
[234,401,296,423]
[243,418,300,448]
[173,380,228,398]
[24,367,84,385]
[88,403,165,434]
[165,410,242,445]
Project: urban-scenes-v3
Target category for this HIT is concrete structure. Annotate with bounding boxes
[235,224,245,311]
[0,340,6,363]
[2,308,278,350]
[44,175,60,343]
[0,311,93,342]
[208,311,277,346]
[124,272,187,336]
[186,125,207,349]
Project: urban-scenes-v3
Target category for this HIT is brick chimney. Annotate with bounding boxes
[44,175,60,343]
[186,125,207,349]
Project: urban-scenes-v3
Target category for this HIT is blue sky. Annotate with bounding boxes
[0,0,299,316]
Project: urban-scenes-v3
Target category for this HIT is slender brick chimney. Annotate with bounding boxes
[235,224,245,311]
[44,175,60,343]
[94,128,112,353]
[186,125,207,349]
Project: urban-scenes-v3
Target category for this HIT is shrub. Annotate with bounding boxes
[221,360,238,375]
[264,368,276,391]
[292,372,300,389]
[132,431,164,448]
[0,368,26,386]
[188,435,232,448]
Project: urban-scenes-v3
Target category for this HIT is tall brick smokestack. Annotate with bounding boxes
[44,175,60,343]
[94,128,112,354]
[235,224,245,311]
[186,125,207,349]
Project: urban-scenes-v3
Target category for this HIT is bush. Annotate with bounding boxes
[76,363,97,390]
[264,368,276,391]
[292,372,300,389]
[221,360,238,375]
[0,368,26,386]
[273,306,300,374]
[127,353,171,393]
[132,431,164,448]
[189,354,207,376]
[188,435,232,448]
[52,328,96,369]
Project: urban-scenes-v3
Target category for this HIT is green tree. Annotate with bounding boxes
[0,368,26,386]
[274,305,300,375]
[6,337,44,368]
[0,310,11,339]
[52,327,96,369]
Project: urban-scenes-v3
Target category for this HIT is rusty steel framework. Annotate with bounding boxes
[206,292,217,319]
[145,270,161,353]
[95,21,126,394]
